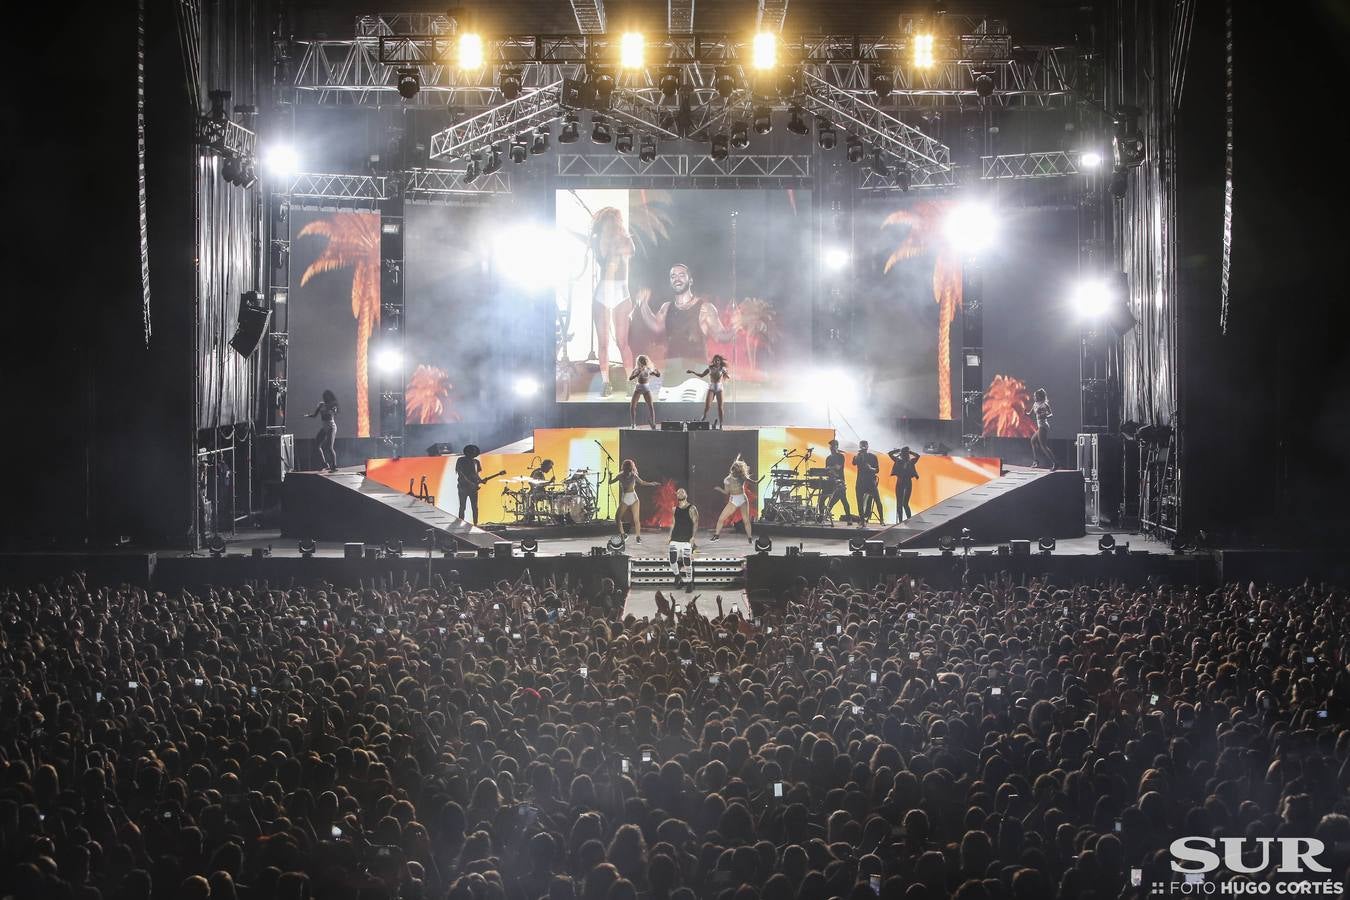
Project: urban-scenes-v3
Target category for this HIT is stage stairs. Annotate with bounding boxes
[878,468,1085,548]
[282,470,502,550]
[629,554,746,589]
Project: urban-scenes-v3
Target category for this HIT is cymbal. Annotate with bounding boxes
[504,475,545,484]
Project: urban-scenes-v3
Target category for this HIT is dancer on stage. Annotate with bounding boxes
[628,355,661,429]
[710,454,754,544]
[610,459,658,543]
[887,446,922,522]
[305,390,339,472]
[687,354,729,428]
[632,264,738,376]
[668,487,698,589]
[853,440,884,526]
[818,438,853,523]
[1031,388,1057,469]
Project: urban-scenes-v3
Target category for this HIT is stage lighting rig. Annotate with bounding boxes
[754,536,773,554]
[871,148,892,178]
[753,106,773,135]
[730,121,750,150]
[896,164,912,191]
[298,538,317,558]
[510,136,528,164]
[520,538,539,557]
[1079,150,1103,168]
[499,66,523,101]
[531,126,550,154]
[396,67,420,99]
[207,535,227,557]
[846,134,865,163]
[1038,537,1056,555]
[913,33,936,69]
[638,134,657,162]
[1097,533,1116,553]
[591,115,612,144]
[1112,106,1145,168]
[787,106,810,136]
[620,32,645,70]
[973,68,996,99]
[458,32,484,70]
[463,153,482,183]
[590,67,616,106]
[777,69,802,98]
[606,535,627,554]
[658,68,681,101]
[848,537,866,556]
[714,68,737,99]
[710,132,730,161]
[482,145,503,175]
[615,126,634,154]
[559,114,580,144]
[870,67,894,98]
[817,119,837,150]
[383,539,403,559]
[752,32,777,70]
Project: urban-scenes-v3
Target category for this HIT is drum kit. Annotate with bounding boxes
[759,449,839,525]
[502,469,598,525]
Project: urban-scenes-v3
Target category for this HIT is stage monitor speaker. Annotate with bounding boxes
[687,420,710,431]
[493,541,513,559]
[363,547,380,559]
[1010,540,1031,556]
[864,539,884,557]
[477,547,494,559]
[344,542,364,559]
[229,291,271,358]
[454,551,477,560]
[425,442,454,456]
[660,421,686,431]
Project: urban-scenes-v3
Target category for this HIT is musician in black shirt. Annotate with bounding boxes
[887,446,921,522]
[853,440,884,526]
[455,445,484,524]
[818,438,853,523]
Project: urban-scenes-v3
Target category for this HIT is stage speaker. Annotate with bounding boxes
[477,547,494,559]
[425,442,454,456]
[1010,540,1031,556]
[363,547,379,559]
[864,539,884,557]
[256,432,294,483]
[660,421,686,431]
[493,541,513,559]
[344,542,364,559]
[687,420,710,431]
[229,291,271,358]
[454,551,477,560]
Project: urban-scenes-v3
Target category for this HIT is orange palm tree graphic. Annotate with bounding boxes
[297,212,381,437]
[882,200,962,420]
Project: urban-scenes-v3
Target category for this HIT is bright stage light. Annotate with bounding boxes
[374,346,403,374]
[913,33,935,69]
[458,33,484,70]
[753,32,777,70]
[513,376,541,397]
[823,246,850,271]
[1070,278,1114,318]
[1079,150,1104,168]
[263,144,299,178]
[620,32,645,69]
[942,201,998,254]
[493,225,568,289]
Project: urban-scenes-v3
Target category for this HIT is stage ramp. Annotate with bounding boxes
[880,468,1085,548]
[282,471,502,550]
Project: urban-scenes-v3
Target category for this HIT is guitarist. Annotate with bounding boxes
[818,438,853,524]
[454,444,506,524]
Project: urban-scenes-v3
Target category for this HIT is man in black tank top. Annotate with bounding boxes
[667,488,699,590]
[632,264,739,375]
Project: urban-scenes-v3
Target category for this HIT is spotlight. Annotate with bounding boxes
[383,539,402,558]
[710,132,730,161]
[559,113,580,144]
[871,148,892,178]
[591,115,612,144]
[754,535,773,554]
[752,32,777,70]
[221,156,241,185]
[848,537,866,556]
[1097,533,1116,553]
[913,33,935,69]
[973,68,996,98]
[730,121,750,150]
[714,68,737,99]
[787,106,810,136]
[1038,537,1056,555]
[1070,278,1114,319]
[846,135,865,163]
[776,69,801,98]
[817,119,837,150]
[207,534,227,557]
[658,68,681,101]
[458,33,484,70]
[520,538,539,557]
[942,201,998,254]
[606,535,627,554]
[396,67,420,99]
[482,145,502,175]
[1109,168,1128,198]
[823,246,850,271]
[590,68,616,105]
[615,126,634,154]
[263,144,299,178]
[937,535,957,555]
[752,106,772,135]
[499,66,523,100]
[870,67,894,98]
[638,134,657,162]
[298,538,317,558]
[512,376,540,397]
[620,32,645,70]
[374,346,403,374]
[463,154,482,184]
[510,137,528,164]
[531,127,550,155]
[1112,106,1146,168]
[1079,150,1103,169]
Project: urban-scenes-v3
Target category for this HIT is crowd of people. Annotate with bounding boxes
[2,567,1348,900]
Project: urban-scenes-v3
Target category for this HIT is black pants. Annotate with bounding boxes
[820,482,852,520]
[857,483,884,524]
[895,478,913,522]
[458,488,479,524]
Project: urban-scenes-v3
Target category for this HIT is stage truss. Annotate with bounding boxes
[283,169,511,208]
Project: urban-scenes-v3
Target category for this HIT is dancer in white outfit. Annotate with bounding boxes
[687,354,730,429]
[609,459,658,542]
[710,454,755,544]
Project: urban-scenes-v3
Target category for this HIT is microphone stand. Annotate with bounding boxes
[595,440,615,521]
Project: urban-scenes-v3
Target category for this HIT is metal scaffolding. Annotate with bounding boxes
[858,150,1082,190]
[283,170,510,207]
[555,153,810,185]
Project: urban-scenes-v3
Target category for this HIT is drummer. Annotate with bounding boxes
[529,460,557,504]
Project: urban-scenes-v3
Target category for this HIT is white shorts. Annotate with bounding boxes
[730,493,747,509]
[621,491,638,506]
[707,382,723,395]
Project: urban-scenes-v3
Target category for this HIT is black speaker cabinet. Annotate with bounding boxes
[229,291,271,358]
